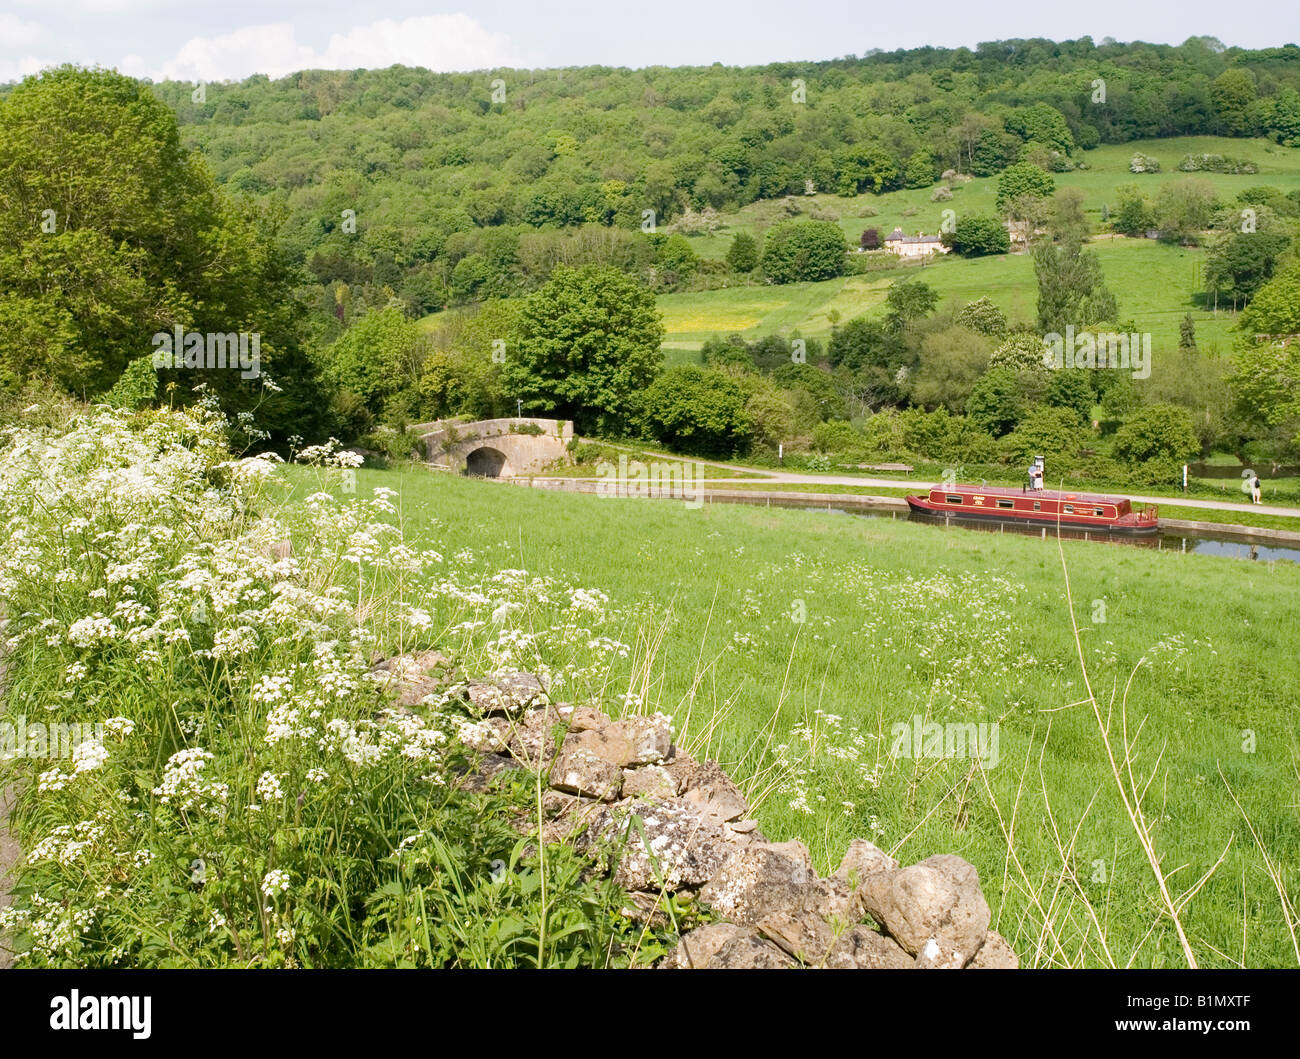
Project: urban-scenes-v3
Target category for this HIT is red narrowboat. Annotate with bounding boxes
[906,483,1159,536]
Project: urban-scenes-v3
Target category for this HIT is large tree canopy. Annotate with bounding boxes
[761,220,847,284]
[0,65,326,439]
[503,265,664,434]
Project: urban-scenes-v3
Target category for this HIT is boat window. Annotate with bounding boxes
[1095,507,1106,516]
[996,499,1014,509]
[1063,504,1074,514]
[1033,501,1041,511]
[945,495,963,504]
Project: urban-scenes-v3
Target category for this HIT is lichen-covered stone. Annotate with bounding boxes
[699,841,816,925]
[707,931,797,969]
[445,677,1011,973]
[457,716,511,754]
[681,782,749,824]
[621,763,679,800]
[468,672,546,714]
[968,930,1019,969]
[548,741,622,801]
[583,797,730,891]
[860,853,991,966]
[826,925,913,969]
[665,758,749,825]
[576,714,672,767]
[662,923,750,968]
[833,839,899,887]
[371,649,450,707]
[756,909,837,964]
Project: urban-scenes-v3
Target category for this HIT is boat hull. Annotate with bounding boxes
[906,496,1160,537]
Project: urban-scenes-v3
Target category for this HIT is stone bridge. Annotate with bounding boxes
[408,417,574,477]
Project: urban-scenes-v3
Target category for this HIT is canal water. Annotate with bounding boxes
[728,497,1300,564]
[900,512,1300,563]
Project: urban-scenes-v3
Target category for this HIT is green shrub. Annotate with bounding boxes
[1177,153,1258,174]
[641,365,752,457]
[102,355,159,410]
[567,439,623,465]
[761,220,847,284]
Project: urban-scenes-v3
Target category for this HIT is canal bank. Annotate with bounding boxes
[508,478,1300,561]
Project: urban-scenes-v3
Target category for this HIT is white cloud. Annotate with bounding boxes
[0,13,45,47]
[123,14,528,82]
[0,56,55,83]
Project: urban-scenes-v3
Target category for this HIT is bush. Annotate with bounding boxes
[899,407,997,463]
[811,419,870,457]
[1178,154,1258,174]
[359,426,421,462]
[1111,404,1200,466]
[641,365,752,457]
[725,231,760,273]
[995,162,1055,212]
[999,407,1089,469]
[567,439,623,465]
[956,297,1008,337]
[103,355,159,411]
[761,220,847,284]
[944,214,1010,257]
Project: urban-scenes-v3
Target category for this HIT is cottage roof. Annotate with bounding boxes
[886,231,942,244]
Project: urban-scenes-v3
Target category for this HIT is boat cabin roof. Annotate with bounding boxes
[933,484,1131,505]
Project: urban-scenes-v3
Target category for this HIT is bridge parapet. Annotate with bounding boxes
[409,417,574,477]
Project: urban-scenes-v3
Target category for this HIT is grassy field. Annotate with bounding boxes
[309,463,1300,968]
[666,134,1300,358]
[688,135,1300,258]
[663,239,1239,357]
[417,134,1298,361]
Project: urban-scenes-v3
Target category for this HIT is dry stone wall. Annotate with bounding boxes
[374,654,1018,970]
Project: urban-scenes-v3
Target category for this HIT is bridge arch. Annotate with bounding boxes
[408,417,574,476]
[464,446,510,477]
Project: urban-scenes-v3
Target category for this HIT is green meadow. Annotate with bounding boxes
[664,135,1300,359]
[688,135,1300,258]
[662,240,1238,356]
[420,134,1300,361]
[309,463,1300,968]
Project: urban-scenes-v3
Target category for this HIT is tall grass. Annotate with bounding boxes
[4,404,1296,967]
[0,405,673,967]
[341,463,1300,967]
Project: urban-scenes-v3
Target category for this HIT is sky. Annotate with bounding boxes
[1,0,1297,84]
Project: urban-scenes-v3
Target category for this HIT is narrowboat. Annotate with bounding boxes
[906,483,1160,536]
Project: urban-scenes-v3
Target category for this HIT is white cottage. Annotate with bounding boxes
[884,228,949,258]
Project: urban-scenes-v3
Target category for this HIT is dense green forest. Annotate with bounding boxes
[3,40,1300,480]
[139,37,1300,321]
